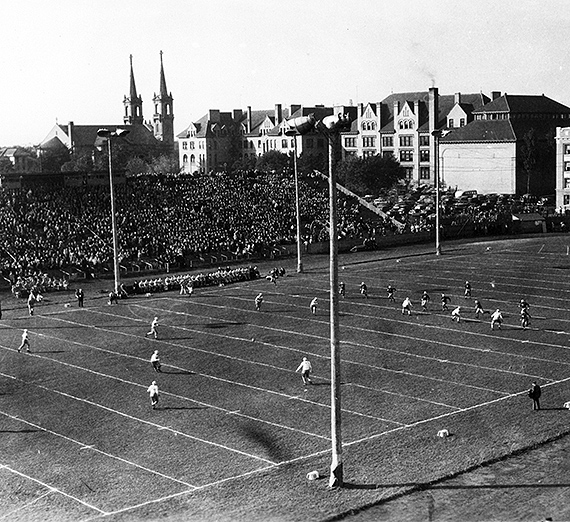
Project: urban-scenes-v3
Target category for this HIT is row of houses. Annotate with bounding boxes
[177,88,570,209]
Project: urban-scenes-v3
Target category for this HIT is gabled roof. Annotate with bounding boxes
[380,91,490,132]
[473,94,570,115]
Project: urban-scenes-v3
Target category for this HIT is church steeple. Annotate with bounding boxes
[152,51,174,145]
[123,54,143,125]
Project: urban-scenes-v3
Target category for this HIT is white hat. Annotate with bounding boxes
[152,381,156,385]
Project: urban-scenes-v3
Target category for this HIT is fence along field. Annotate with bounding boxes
[1,236,570,521]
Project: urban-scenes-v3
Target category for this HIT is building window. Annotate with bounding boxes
[282,139,288,148]
[363,136,376,148]
[182,141,188,150]
[420,150,430,162]
[419,135,430,146]
[400,150,413,162]
[420,167,430,179]
[564,144,570,155]
[400,135,413,147]
[404,167,413,179]
[460,118,465,127]
[382,136,394,147]
[182,154,188,164]
[189,141,195,149]
[306,138,314,148]
[565,195,570,205]
[383,151,394,159]
[317,139,324,148]
[345,137,356,147]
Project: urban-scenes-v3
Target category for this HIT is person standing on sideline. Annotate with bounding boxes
[441,293,451,311]
[150,350,162,372]
[528,381,541,410]
[27,292,36,316]
[387,285,396,302]
[255,292,264,311]
[147,381,159,409]
[17,329,31,353]
[310,297,318,315]
[145,317,159,339]
[296,357,313,385]
[401,297,413,316]
[75,288,84,307]
[360,282,368,298]
[451,306,462,322]
[490,309,503,330]
[421,291,431,312]
[339,282,345,298]
[464,281,472,298]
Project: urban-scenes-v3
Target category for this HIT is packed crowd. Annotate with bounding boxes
[0,172,382,279]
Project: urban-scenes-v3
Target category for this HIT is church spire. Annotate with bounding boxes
[152,50,174,146]
[123,54,143,125]
[159,50,168,96]
[129,54,138,99]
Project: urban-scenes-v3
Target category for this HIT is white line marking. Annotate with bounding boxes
[0,489,55,520]
[0,406,198,489]
[0,463,106,515]
[0,369,277,464]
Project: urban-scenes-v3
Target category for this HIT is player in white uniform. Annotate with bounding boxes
[145,317,159,339]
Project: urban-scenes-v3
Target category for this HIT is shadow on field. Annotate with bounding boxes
[35,350,66,354]
[0,429,40,434]
[161,370,194,375]
[239,423,291,462]
[205,322,248,329]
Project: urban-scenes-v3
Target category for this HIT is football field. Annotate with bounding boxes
[2,236,570,521]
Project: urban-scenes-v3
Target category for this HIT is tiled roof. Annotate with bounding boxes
[474,94,570,115]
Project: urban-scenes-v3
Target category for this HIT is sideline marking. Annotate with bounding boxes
[0,489,54,520]
[0,404,199,488]
[0,463,106,515]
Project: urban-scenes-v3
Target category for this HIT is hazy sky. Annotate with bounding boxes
[2,0,569,146]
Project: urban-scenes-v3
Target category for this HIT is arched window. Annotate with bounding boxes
[182,154,188,164]
[190,154,195,164]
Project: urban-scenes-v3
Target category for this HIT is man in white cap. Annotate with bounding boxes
[145,317,159,339]
[150,350,162,372]
[296,357,313,385]
[17,329,31,353]
[147,381,159,409]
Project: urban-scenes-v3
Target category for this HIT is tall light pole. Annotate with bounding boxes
[316,112,351,489]
[284,114,316,273]
[432,129,450,256]
[97,128,130,294]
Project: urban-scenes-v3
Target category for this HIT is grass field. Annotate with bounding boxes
[2,235,570,521]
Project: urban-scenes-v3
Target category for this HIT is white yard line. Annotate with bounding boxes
[0,463,106,515]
